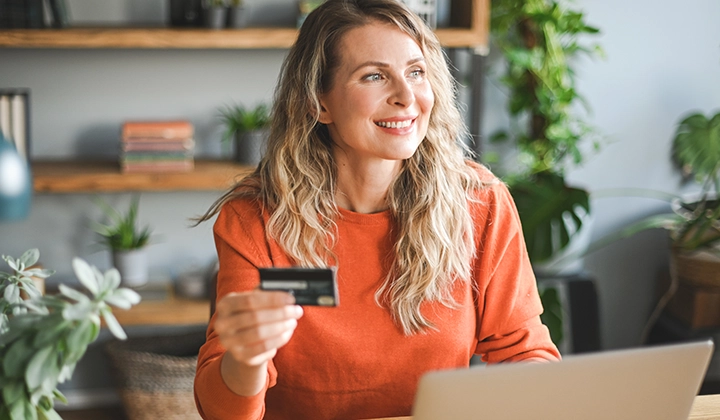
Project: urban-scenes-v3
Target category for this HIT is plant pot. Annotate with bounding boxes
[169,0,202,27]
[672,249,720,288]
[226,6,247,28]
[234,129,268,165]
[113,248,149,288]
[203,6,227,30]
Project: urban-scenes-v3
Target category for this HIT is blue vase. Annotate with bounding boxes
[0,137,31,222]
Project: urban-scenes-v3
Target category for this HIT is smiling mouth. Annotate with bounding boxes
[375,119,414,129]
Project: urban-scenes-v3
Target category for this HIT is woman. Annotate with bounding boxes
[193,0,560,419]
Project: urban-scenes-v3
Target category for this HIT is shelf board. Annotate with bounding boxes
[32,159,253,193]
[111,297,210,326]
[0,25,487,49]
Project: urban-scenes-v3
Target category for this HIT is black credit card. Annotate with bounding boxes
[258,267,339,306]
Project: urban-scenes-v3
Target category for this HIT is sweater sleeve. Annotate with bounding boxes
[194,201,278,420]
[472,181,561,363]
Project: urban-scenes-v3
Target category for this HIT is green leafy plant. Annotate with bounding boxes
[0,249,140,420]
[218,103,271,144]
[204,0,226,7]
[579,110,720,344]
[489,0,603,346]
[91,195,152,251]
[669,111,720,251]
[490,0,603,263]
[590,110,720,255]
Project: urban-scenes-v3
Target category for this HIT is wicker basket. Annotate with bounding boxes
[105,331,206,420]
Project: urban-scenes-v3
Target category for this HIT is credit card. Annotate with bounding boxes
[258,267,339,306]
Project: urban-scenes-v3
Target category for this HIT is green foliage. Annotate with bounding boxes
[581,111,720,263]
[539,286,563,345]
[491,0,602,176]
[670,111,720,252]
[490,0,602,264]
[218,103,271,143]
[298,0,325,14]
[509,172,590,262]
[0,249,140,420]
[91,195,152,251]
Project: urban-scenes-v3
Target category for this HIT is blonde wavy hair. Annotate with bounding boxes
[196,0,489,334]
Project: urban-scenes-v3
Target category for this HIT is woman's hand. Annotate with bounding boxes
[215,290,304,367]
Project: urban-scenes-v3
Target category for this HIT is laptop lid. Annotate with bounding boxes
[412,340,713,420]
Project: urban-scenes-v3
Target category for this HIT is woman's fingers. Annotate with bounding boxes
[214,290,304,366]
[216,290,295,316]
[224,320,298,366]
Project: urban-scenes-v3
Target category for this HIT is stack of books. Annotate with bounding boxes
[120,120,195,173]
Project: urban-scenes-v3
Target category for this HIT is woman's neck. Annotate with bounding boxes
[334,159,400,214]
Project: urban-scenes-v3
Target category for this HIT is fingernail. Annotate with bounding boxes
[294,305,304,317]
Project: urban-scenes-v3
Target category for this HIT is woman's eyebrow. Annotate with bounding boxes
[350,57,425,74]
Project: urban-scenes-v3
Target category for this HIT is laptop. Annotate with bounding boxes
[412,340,714,420]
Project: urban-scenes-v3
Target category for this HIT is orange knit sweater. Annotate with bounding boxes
[194,166,560,420]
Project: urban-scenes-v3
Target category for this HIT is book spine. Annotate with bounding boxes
[121,139,195,152]
[121,161,194,173]
[10,94,28,160]
[0,95,11,142]
[48,0,69,28]
[4,0,27,28]
[25,0,45,28]
[121,120,194,140]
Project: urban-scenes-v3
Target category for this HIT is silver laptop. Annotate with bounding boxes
[413,340,713,420]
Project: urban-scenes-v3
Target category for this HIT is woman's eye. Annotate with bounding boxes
[364,73,383,82]
[409,69,425,79]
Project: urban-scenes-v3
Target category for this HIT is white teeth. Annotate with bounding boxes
[376,120,412,129]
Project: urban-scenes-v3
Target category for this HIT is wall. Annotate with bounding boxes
[0,0,719,401]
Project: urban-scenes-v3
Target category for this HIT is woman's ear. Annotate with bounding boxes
[317,97,332,125]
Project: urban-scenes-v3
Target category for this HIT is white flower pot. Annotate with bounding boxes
[112,249,148,287]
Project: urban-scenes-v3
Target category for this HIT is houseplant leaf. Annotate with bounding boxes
[509,171,590,263]
[673,112,720,183]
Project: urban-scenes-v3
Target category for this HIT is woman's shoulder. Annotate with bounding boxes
[464,160,499,183]
[463,160,506,197]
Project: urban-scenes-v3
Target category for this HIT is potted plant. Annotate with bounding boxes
[0,248,140,420]
[203,0,227,30]
[226,0,247,28]
[488,0,603,345]
[91,195,153,288]
[219,102,271,166]
[594,110,720,339]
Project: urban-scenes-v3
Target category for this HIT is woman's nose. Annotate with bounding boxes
[388,78,414,107]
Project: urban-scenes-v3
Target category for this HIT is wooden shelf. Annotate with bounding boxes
[0,26,485,49]
[112,296,210,326]
[32,159,253,193]
[0,0,489,49]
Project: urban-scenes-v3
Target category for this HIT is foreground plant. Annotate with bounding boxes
[0,249,141,420]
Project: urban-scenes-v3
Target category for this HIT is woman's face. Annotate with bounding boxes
[318,21,434,168]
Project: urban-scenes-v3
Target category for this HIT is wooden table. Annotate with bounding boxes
[368,394,720,420]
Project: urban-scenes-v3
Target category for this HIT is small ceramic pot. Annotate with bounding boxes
[227,6,247,28]
[234,129,268,165]
[113,248,149,287]
[203,6,227,30]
